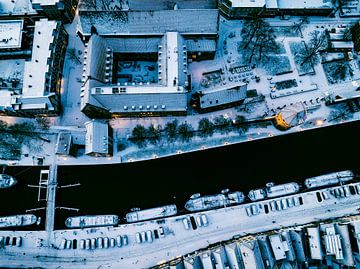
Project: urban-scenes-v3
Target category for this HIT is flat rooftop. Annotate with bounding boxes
[32,0,59,5]
[78,10,219,36]
[0,0,36,15]
[22,19,57,97]
[0,20,23,49]
[230,0,266,8]
[276,0,333,8]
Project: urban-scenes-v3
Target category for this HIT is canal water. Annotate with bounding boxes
[1,121,360,230]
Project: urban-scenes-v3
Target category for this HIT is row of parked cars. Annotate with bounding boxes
[59,235,128,250]
[135,226,165,244]
[246,196,304,217]
[183,214,208,230]
[0,236,22,247]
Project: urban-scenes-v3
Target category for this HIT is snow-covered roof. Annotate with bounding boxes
[55,132,72,155]
[92,91,187,113]
[186,39,217,52]
[307,227,323,260]
[0,20,23,49]
[229,0,266,8]
[0,0,36,16]
[276,0,333,9]
[31,0,60,5]
[78,10,219,36]
[106,37,161,53]
[164,32,183,88]
[85,120,109,155]
[126,0,217,10]
[82,32,190,114]
[269,234,286,260]
[199,83,247,109]
[22,19,57,97]
[265,0,278,8]
[238,241,264,268]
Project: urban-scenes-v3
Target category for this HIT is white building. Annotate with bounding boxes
[0,18,68,116]
[85,120,112,156]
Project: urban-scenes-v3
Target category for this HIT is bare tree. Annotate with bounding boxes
[240,18,279,63]
[291,16,309,37]
[296,30,327,67]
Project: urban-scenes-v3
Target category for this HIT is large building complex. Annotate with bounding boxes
[0,18,68,116]
[0,0,78,22]
[219,0,335,18]
[78,9,219,118]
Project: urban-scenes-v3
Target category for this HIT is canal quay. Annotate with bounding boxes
[2,120,360,230]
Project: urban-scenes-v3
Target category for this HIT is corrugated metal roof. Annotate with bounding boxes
[79,10,218,36]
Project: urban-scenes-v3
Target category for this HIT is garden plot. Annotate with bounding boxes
[260,55,292,76]
[322,60,354,84]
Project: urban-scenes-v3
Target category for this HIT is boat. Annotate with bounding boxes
[126,205,177,223]
[248,182,300,201]
[304,170,354,189]
[0,174,17,188]
[185,190,245,212]
[65,215,119,228]
[0,214,39,228]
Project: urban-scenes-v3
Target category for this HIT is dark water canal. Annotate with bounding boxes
[1,121,360,230]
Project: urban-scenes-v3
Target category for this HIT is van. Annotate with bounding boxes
[245,207,252,216]
[116,235,122,247]
[79,239,85,249]
[85,239,90,250]
[97,237,103,249]
[59,239,66,250]
[146,231,153,243]
[110,238,115,248]
[135,232,142,244]
[200,214,208,227]
[122,235,128,246]
[15,237,22,247]
[196,216,203,227]
[158,227,165,238]
[140,231,146,242]
[65,240,72,249]
[103,237,109,248]
[183,218,190,230]
[281,199,288,210]
[90,238,96,250]
[270,201,276,211]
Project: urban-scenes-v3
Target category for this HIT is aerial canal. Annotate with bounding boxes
[1,120,360,230]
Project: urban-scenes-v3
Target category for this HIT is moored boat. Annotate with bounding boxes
[248,182,300,201]
[0,174,17,188]
[0,214,39,228]
[304,170,354,189]
[126,205,177,223]
[185,190,245,212]
[65,215,119,228]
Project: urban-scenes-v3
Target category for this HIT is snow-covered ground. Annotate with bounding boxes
[1,14,360,166]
